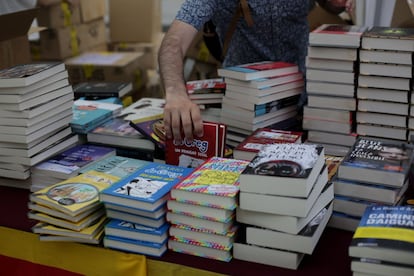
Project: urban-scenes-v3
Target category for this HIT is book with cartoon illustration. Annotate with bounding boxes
[170,157,250,210]
[29,170,120,216]
[100,162,193,211]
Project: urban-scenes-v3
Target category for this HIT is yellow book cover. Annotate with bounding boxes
[30,171,120,217]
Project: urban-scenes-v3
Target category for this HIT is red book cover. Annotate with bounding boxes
[186,78,226,95]
[233,128,303,161]
[165,121,226,168]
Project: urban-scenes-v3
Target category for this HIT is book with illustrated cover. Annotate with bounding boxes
[118,97,165,123]
[105,208,166,228]
[32,144,116,179]
[73,81,133,99]
[71,105,114,134]
[29,170,121,216]
[129,118,166,149]
[165,121,227,168]
[104,235,167,257]
[104,219,169,244]
[233,128,303,161]
[239,143,325,197]
[309,24,367,48]
[87,118,155,150]
[217,61,299,81]
[361,26,414,51]
[38,230,105,244]
[104,202,167,220]
[349,205,414,266]
[170,157,249,210]
[0,62,66,87]
[100,162,194,211]
[337,137,413,187]
[79,155,150,178]
[73,99,123,116]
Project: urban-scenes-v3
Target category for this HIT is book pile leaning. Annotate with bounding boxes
[28,171,120,244]
[329,137,413,232]
[348,205,414,276]
[0,62,79,189]
[100,162,193,257]
[167,157,249,261]
[235,143,333,269]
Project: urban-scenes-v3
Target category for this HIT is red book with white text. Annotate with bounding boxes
[233,128,303,161]
[165,121,227,168]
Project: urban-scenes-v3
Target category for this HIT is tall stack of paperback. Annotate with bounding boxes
[329,137,413,232]
[348,205,414,276]
[304,24,366,156]
[235,143,333,270]
[100,162,193,257]
[357,27,414,142]
[0,62,78,189]
[30,143,116,192]
[167,157,249,262]
[28,171,120,244]
[217,61,303,147]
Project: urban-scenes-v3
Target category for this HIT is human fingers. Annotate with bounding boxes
[190,104,203,138]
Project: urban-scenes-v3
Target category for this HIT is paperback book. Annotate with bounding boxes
[129,118,166,149]
[186,78,226,100]
[309,24,367,48]
[100,162,194,211]
[170,157,250,210]
[104,235,167,257]
[118,97,165,123]
[73,81,133,99]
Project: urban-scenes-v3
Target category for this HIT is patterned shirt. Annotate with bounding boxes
[176,0,314,73]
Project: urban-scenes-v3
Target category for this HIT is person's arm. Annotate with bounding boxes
[158,19,202,142]
[316,0,354,14]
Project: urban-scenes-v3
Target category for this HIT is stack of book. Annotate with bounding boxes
[304,24,366,156]
[100,162,193,257]
[357,27,413,141]
[167,157,249,262]
[348,205,414,276]
[70,98,123,134]
[235,143,333,270]
[186,78,226,106]
[328,136,413,232]
[72,81,133,103]
[0,62,79,189]
[233,127,303,161]
[87,97,166,161]
[217,61,303,147]
[30,144,116,192]
[28,171,120,244]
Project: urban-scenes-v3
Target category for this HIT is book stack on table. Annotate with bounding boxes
[348,205,414,276]
[28,171,121,244]
[0,62,78,189]
[217,61,303,147]
[328,136,414,232]
[304,24,367,156]
[235,143,334,270]
[167,157,249,262]
[357,27,413,141]
[100,162,193,257]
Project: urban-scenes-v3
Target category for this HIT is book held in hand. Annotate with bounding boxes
[239,143,325,197]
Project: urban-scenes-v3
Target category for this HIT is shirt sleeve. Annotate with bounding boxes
[175,0,219,30]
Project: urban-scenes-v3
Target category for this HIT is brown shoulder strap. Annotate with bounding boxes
[221,0,253,61]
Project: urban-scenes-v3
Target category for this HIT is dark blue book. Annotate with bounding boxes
[103,235,167,257]
[104,219,169,244]
[100,162,193,211]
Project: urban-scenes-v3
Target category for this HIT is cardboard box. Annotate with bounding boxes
[0,9,37,70]
[36,2,81,28]
[109,0,161,43]
[111,32,164,70]
[79,0,106,23]
[39,18,107,60]
[391,0,414,27]
[65,51,148,90]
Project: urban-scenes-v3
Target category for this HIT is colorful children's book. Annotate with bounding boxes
[30,170,121,216]
[71,106,114,134]
[129,118,166,149]
[100,162,194,211]
[73,99,123,116]
[104,219,169,244]
[165,121,227,168]
[33,144,116,179]
[118,97,165,123]
[170,157,250,210]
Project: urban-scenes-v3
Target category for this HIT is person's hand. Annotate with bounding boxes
[328,0,354,13]
[163,90,203,142]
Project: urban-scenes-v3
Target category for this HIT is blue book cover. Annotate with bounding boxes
[351,205,414,257]
[80,155,151,179]
[71,105,114,133]
[104,202,167,219]
[104,235,167,257]
[105,219,169,238]
[100,163,193,211]
[34,144,116,178]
